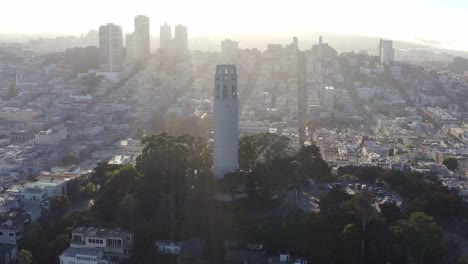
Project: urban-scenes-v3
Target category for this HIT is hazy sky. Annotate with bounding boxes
[1,0,467,50]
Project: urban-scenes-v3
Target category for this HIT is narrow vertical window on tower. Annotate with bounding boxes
[216,85,220,98]
[223,85,229,99]
[232,85,237,98]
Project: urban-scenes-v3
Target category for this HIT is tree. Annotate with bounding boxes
[342,224,360,264]
[47,234,69,263]
[238,133,295,168]
[117,194,141,229]
[344,190,377,258]
[2,81,19,100]
[19,223,48,263]
[49,196,69,218]
[442,157,458,171]
[296,144,332,182]
[339,173,358,182]
[18,249,33,264]
[458,256,468,264]
[380,201,401,225]
[61,153,79,166]
[79,182,97,199]
[93,165,141,222]
[391,212,442,264]
[318,188,352,218]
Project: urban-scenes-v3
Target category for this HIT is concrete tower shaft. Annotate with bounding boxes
[213,65,239,178]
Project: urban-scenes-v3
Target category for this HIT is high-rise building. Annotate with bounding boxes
[160,23,172,50]
[214,65,239,178]
[323,86,335,111]
[174,24,188,51]
[99,23,124,72]
[378,39,395,65]
[134,15,150,57]
[221,39,239,62]
[126,33,137,63]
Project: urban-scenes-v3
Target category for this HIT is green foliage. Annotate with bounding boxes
[318,188,353,219]
[342,224,360,264]
[442,157,458,171]
[380,201,401,225]
[296,144,332,182]
[458,256,468,264]
[18,249,33,264]
[391,212,442,264]
[337,165,384,183]
[19,223,48,263]
[1,81,19,101]
[49,196,69,217]
[239,133,295,168]
[25,131,463,263]
[79,182,97,199]
[93,165,141,222]
[380,170,468,223]
[47,234,70,263]
[339,173,358,182]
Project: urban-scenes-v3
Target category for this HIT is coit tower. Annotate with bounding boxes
[213,65,239,178]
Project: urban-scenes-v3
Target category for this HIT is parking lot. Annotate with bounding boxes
[296,182,403,213]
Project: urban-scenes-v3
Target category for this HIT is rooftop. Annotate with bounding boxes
[60,247,103,258]
[72,226,132,239]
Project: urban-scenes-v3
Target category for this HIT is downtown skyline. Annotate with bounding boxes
[0,0,467,51]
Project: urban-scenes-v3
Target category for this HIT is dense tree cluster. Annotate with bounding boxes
[17,132,468,263]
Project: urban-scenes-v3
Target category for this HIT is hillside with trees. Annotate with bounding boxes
[18,132,468,263]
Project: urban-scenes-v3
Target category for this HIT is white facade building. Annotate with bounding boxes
[378,39,395,65]
[160,23,172,50]
[99,23,124,72]
[134,15,150,57]
[59,247,111,264]
[323,86,335,111]
[213,65,239,178]
[125,33,138,63]
[35,126,67,145]
[174,24,188,52]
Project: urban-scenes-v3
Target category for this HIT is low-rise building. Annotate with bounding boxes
[59,247,111,264]
[225,240,265,264]
[0,243,17,264]
[68,227,133,261]
[0,210,30,245]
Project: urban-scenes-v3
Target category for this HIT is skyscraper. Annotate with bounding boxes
[214,65,239,178]
[126,33,137,63]
[323,86,335,111]
[99,23,124,72]
[134,15,150,57]
[378,39,395,65]
[160,23,172,50]
[174,24,188,52]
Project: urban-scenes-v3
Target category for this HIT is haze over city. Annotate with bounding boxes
[1,0,467,51]
[0,2,468,264]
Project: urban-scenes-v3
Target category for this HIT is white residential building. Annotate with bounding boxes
[99,23,124,72]
[69,227,133,260]
[378,39,395,65]
[60,247,111,264]
[35,126,67,145]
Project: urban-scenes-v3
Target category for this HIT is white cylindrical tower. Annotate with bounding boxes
[214,64,239,178]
